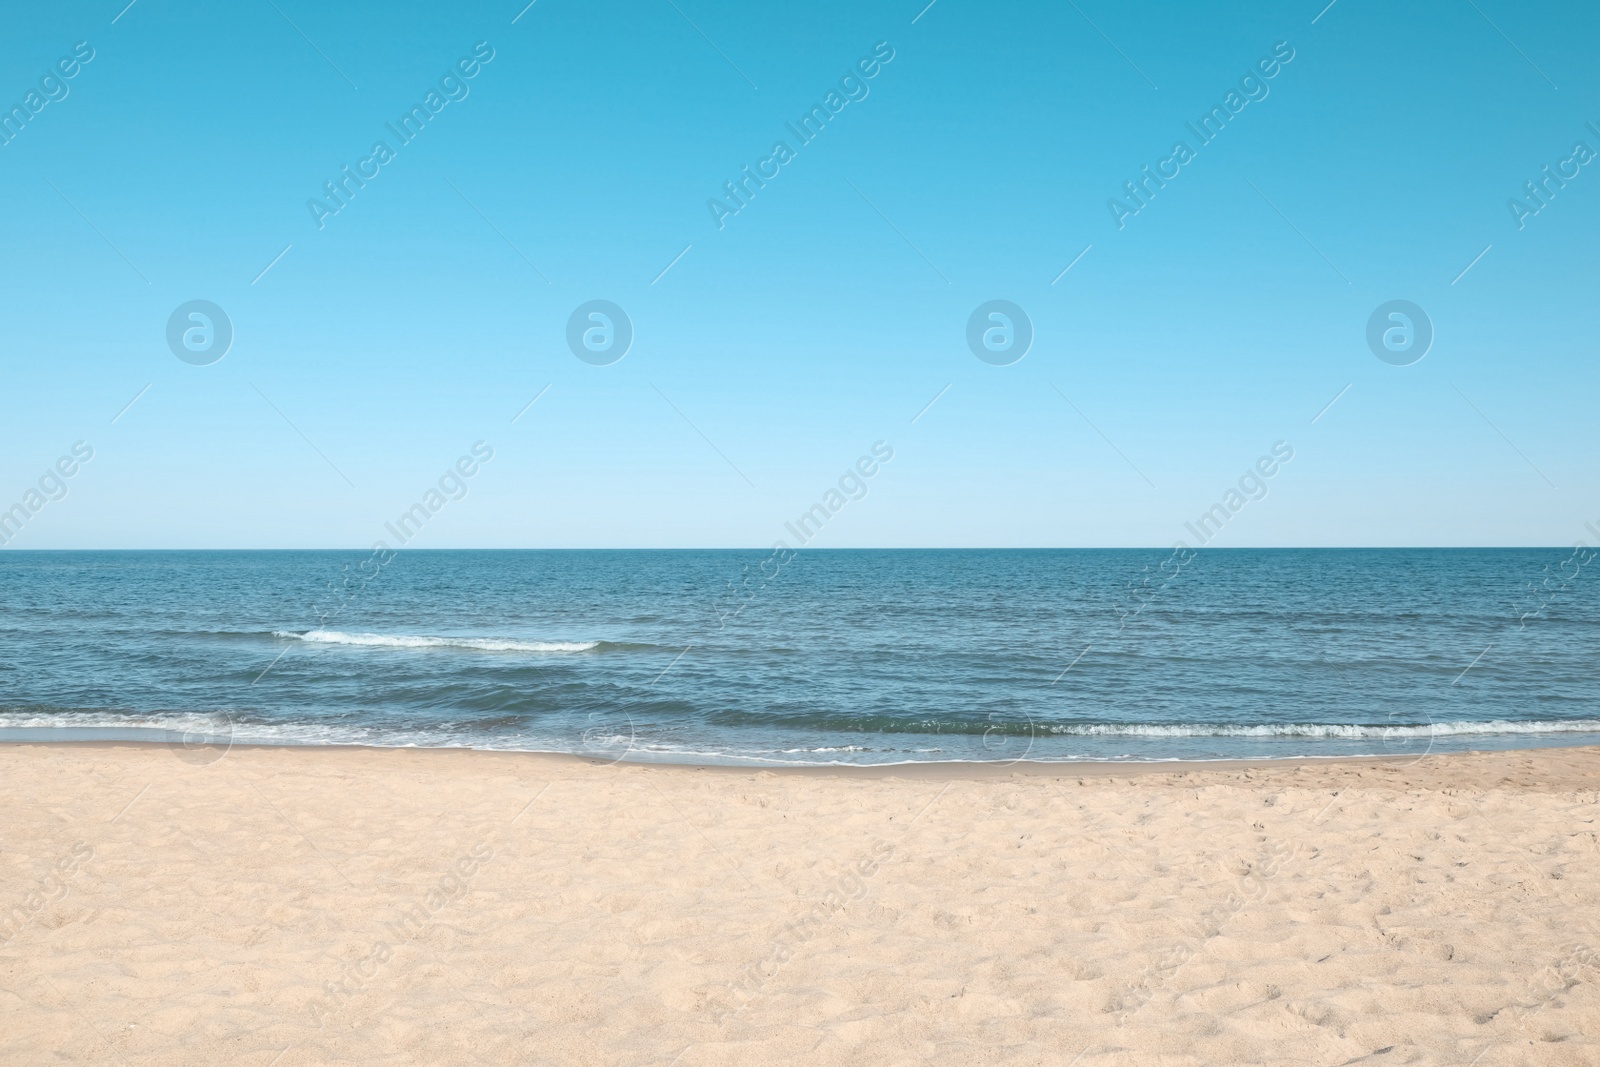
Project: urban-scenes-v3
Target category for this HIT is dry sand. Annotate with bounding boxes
[1,742,1597,1066]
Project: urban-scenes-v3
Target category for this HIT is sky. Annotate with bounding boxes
[1,0,1596,549]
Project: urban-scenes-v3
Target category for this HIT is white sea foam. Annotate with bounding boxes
[272,630,598,653]
[1035,720,1600,739]
[0,711,234,734]
[4,713,1598,752]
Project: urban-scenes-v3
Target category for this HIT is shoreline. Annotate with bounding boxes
[4,735,1595,781]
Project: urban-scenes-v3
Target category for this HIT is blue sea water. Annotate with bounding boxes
[1,549,1597,765]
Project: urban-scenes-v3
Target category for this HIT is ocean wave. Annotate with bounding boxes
[5,709,1598,748]
[1032,720,1600,739]
[271,630,598,653]
[0,711,238,733]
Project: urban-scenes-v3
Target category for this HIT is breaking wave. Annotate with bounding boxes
[1033,720,1600,739]
[271,630,599,653]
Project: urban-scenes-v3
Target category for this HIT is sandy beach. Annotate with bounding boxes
[2,742,1596,1065]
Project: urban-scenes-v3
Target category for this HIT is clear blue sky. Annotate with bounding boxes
[2,0,1596,548]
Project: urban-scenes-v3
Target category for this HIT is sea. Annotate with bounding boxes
[2,549,1597,766]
